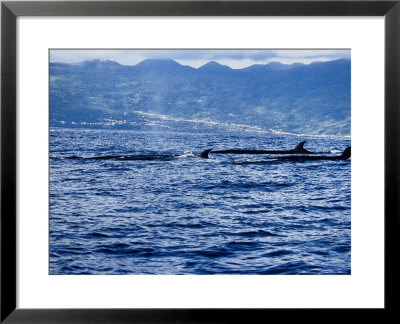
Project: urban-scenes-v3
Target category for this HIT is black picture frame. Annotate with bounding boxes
[1,1,399,322]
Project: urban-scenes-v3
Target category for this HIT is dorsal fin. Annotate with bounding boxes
[293,141,308,153]
[199,149,212,158]
[339,146,351,160]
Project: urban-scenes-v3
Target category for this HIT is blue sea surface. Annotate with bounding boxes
[49,127,351,275]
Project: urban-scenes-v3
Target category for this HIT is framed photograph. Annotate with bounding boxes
[1,0,399,322]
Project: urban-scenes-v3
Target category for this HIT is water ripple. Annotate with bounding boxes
[50,128,351,275]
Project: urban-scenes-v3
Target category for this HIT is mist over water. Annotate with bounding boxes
[50,127,351,275]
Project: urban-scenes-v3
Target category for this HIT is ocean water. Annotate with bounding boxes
[49,127,351,275]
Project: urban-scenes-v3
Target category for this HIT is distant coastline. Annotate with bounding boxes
[49,125,351,140]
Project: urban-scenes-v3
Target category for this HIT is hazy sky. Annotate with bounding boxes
[50,49,350,69]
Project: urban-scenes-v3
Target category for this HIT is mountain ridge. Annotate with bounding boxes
[50,58,351,135]
[51,57,350,70]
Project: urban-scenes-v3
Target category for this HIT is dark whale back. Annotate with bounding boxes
[293,141,312,154]
[339,146,351,160]
[199,149,212,158]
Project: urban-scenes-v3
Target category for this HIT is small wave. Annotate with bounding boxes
[242,209,271,215]
[310,205,349,211]
[61,177,82,182]
[235,229,280,237]
[224,241,260,250]
[333,245,351,253]
[57,248,91,256]
[95,248,121,254]
[160,222,205,229]
[233,158,274,164]
[53,155,80,160]
[310,250,330,256]
[86,232,111,238]
[262,249,294,257]
[193,248,234,258]
[260,260,311,274]
[177,151,195,158]
[104,242,130,249]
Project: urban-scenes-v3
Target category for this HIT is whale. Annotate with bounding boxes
[65,149,212,161]
[199,149,212,158]
[232,147,351,163]
[272,146,351,161]
[211,141,314,155]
